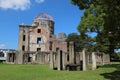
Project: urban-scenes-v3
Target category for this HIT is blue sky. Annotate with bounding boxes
[0,0,83,49]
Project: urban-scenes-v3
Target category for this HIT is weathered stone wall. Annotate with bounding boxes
[6,51,17,64]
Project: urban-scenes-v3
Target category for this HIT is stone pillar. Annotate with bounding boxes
[106,53,110,64]
[76,52,80,70]
[17,51,23,64]
[15,51,18,64]
[65,52,68,65]
[18,26,24,51]
[36,52,38,63]
[69,42,75,64]
[58,50,63,70]
[102,53,105,65]
[6,53,9,63]
[50,51,54,69]
[76,52,80,65]
[43,53,45,64]
[92,52,96,70]
[25,27,29,51]
[9,53,14,63]
[32,53,36,62]
[47,53,50,63]
[12,54,14,62]
[39,52,43,64]
[82,48,88,71]
[23,53,28,64]
[102,53,110,64]
[45,53,48,64]
[62,52,66,70]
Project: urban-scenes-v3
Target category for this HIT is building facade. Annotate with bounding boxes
[18,13,67,52]
[6,13,67,64]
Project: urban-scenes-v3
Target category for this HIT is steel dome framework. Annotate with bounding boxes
[34,13,54,21]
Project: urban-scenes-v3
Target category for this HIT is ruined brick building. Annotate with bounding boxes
[18,13,67,52]
[6,13,67,64]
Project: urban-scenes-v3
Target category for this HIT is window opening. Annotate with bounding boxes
[37,29,41,33]
[23,35,26,41]
[22,45,25,51]
[37,38,41,44]
[37,48,41,51]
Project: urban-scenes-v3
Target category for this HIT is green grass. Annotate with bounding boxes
[0,62,120,80]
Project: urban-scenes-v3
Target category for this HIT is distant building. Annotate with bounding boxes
[0,49,16,62]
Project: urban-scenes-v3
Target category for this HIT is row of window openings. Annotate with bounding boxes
[23,36,52,43]
[22,45,41,51]
[23,36,42,44]
[22,47,52,51]
[23,29,41,41]
[23,29,53,42]
[40,21,53,26]
[22,41,52,51]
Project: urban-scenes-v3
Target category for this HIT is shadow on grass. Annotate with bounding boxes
[100,63,120,80]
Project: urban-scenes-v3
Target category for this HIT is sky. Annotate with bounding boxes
[0,0,84,49]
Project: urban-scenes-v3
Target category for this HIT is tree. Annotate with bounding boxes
[66,33,81,52]
[117,52,120,60]
[71,0,120,53]
[66,33,94,52]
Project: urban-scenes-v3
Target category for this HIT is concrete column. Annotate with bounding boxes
[10,54,14,62]
[6,53,9,63]
[25,28,29,51]
[15,51,18,64]
[18,26,24,51]
[65,53,68,65]
[58,50,63,70]
[50,51,54,69]
[106,53,110,64]
[92,52,96,70]
[17,51,23,64]
[12,53,15,62]
[102,53,110,64]
[47,53,50,63]
[43,53,45,64]
[32,54,36,62]
[36,52,38,63]
[69,42,75,64]
[53,53,56,64]
[62,52,66,70]
[82,48,88,71]
[23,53,28,64]
[76,52,80,65]
[102,53,105,65]
[100,53,103,64]
[45,54,47,64]
[39,52,43,64]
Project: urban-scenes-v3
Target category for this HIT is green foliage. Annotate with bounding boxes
[111,53,119,60]
[66,33,81,51]
[117,52,120,59]
[66,33,94,52]
[71,0,120,53]
[71,0,92,9]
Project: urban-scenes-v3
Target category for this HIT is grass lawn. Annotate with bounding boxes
[0,62,120,80]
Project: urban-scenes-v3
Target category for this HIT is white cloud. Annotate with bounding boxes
[0,0,31,10]
[35,0,44,3]
[0,44,5,49]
